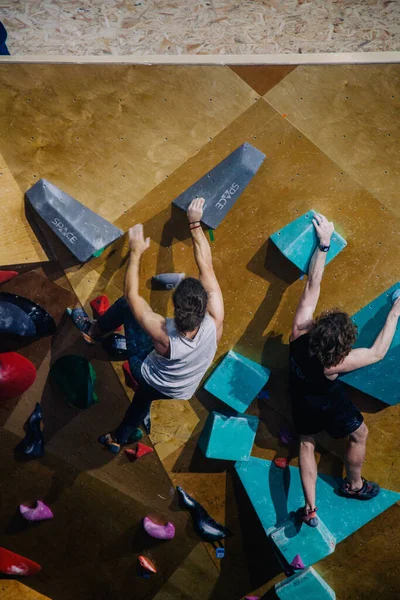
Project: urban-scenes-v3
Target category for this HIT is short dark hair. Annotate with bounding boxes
[173,277,208,334]
[309,309,357,368]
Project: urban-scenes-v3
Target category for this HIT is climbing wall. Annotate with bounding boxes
[1,63,400,600]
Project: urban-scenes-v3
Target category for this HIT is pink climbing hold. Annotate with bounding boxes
[19,500,54,522]
[125,442,154,461]
[0,547,41,576]
[0,270,18,284]
[143,516,175,540]
[290,554,306,570]
[274,457,289,469]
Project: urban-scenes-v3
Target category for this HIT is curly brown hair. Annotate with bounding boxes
[309,309,357,368]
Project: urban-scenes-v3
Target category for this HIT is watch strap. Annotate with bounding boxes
[318,243,330,252]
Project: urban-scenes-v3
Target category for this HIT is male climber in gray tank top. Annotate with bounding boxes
[290,212,400,527]
[69,198,224,454]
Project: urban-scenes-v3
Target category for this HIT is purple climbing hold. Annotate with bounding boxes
[290,554,306,570]
[257,389,270,401]
[278,425,294,446]
[143,516,175,540]
[19,501,53,522]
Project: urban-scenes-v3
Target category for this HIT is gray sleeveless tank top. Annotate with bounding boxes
[141,313,217,400]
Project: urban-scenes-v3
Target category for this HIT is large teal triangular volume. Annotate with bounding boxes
[235,457,400,566]
[340,282,400,405]
[270,209,347,274]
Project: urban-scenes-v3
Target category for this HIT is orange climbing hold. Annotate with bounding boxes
[138,555,157,573]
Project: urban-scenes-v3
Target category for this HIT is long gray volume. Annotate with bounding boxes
[172,143,266,229]
[26,179,124,263]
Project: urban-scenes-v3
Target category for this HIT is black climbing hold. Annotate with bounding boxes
[15,403,44,458]
[176,485,233,543]
[0,292,56,337]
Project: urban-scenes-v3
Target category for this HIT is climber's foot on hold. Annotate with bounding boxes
[98,432,121,454]
[66,308,102,344]
[338,478,380,500]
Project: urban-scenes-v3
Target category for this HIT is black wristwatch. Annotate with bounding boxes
[318,243,330,252]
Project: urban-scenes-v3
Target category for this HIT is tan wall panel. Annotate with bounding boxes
[1,582,51,600]
[0,153,47,266]
[0,64,257,223]
[265,64,400,216]
[96,99,400,352]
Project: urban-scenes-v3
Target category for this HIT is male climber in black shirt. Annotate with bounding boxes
[289,213,400,527]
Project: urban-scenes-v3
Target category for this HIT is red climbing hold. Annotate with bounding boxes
[274,457,289,469]
[0,352,36,401]
[0,547,41,576]
[125,442,154,461]
[122,361,139,391]
[90,295,122,331]
[0,270,18,284]
[90,295,111,318]
[138,555,157,573]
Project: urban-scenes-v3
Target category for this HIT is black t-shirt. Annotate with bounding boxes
[289,333,347,410]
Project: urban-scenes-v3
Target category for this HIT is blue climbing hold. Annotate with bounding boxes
[0,301,36,337]
[235,457,400,566]
[15,403,44,458]
[204,350,270,412]
[270,210,347,274]
[275,567,336,600]
[341,282,400,405]
[198,411,258,461]
[0,21,9,55]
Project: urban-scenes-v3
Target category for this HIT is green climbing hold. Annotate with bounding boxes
[91,246,105,258]
[50,355,98,410]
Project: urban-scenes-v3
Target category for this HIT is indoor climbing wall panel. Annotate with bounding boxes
[1,64,400,600]
[265,64,400,217]
[0,153,48,266]
[0,64,258,223]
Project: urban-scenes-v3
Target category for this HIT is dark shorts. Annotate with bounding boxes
[290,393,364,440]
